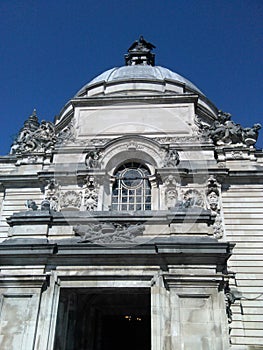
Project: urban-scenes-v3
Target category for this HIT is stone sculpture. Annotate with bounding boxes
[127,35,156,52]
[10,110,57,154]
[44,179,60,211]
[25,199,38,211]
[85,150,101,169]
[204,110,261,147]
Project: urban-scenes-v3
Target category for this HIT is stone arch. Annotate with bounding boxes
[101,135,165,174]
[100,136,163,211]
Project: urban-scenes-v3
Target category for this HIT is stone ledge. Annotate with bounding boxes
[7,208,215,226]
[0,236,234,271]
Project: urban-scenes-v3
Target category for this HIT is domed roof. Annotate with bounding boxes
[76,65,203,97]
[75,37,204,98]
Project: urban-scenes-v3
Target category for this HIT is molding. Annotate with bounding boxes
[0,236,234,270]
[6,208,215,227]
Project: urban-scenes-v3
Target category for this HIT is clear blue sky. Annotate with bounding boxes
[0,0,262,154]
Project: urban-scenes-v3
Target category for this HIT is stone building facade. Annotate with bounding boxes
[0,37,262,349]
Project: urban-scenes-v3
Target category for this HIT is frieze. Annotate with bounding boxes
[153,135,203,144]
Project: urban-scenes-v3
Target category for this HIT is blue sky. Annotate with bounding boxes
[0,0,262,154]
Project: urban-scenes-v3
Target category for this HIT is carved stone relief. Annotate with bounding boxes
[74,223,145,244]
[83,176,99,211]
[182,189,203,207]
[164,175,178,208]
[153,135,202,144]
[206,176,224,239]
[56,121,76,146]
[44,179,60,211]
[60,190,82,210]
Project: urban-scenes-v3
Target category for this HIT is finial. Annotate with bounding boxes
[125,36,156,66]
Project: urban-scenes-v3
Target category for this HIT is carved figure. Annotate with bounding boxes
[163,149,179,167]
[206,176,223,238]
[242,123,261,146]
[127,36,156,52]
[44,179,59,211]
[85,150,101,169]
[203,110,261,147]
[165,189,177,209]
[25,199,38,211]
[207,191,219,212]
[218,110,231,124]
[206,176,220,212]
[164,175,178,209]
[40,199,51,211]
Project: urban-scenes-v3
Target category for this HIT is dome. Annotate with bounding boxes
[75,65,204,97]
[75,37,205,98]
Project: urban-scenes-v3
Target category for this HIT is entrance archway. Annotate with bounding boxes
[54,288,151,350]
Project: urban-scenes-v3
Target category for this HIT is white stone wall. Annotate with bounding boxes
[0,187,43,241]
[222,184,263,349]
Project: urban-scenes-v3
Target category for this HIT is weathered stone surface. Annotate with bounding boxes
[0,38,262,349]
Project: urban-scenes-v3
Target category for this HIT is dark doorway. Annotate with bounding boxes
[54,288,151,350]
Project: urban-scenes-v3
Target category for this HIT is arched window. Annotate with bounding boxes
[112,162,151,211]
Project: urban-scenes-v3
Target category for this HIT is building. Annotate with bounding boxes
[0,37,262,350]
